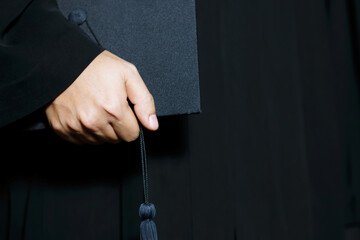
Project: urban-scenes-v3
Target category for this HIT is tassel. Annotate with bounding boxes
[66,15,159,239]
[139,126,159,240]
[139,203,158,240]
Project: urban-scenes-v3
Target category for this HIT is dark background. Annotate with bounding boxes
[145,0,360,239]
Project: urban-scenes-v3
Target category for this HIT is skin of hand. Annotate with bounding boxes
[45,50,159,145]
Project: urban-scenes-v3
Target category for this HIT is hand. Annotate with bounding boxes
[45,50,158,145]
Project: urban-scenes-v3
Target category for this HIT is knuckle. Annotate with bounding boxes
[103,101,122,118]
[123,135,137,143]
[126,62,138,74]
[123,126,140,143]
[106,135,120,144]
[138,92,154,105]
[66,119,81,132]
[79,111,102,131]
[50,121,63,133]
[146,94,155,104]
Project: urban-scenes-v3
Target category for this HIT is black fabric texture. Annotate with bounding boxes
[184,0,360,239]
[0,130,132,240]
[0,0,104,128]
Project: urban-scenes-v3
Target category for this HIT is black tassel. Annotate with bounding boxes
[139,126,158,240]
[67,14,158,239]
[139,203,158,240]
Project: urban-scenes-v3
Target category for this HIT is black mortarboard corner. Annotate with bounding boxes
[68,9,158,240]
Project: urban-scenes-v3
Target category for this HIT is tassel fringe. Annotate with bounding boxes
[139,203,158,240]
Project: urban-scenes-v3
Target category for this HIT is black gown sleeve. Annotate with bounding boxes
[0,0,104,128]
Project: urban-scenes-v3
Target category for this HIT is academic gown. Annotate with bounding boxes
[0,0,119,239]
[0,0,197,239]
[185,0,360,239]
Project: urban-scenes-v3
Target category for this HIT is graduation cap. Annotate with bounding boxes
[57,1,201,239]
[58,0,201,117]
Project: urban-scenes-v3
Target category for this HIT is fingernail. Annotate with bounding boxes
[149,114,159,130]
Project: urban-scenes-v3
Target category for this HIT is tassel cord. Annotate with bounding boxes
[68,13,158,239]
[140,126,150,204]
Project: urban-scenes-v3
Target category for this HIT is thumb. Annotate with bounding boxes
[125,68,159,131]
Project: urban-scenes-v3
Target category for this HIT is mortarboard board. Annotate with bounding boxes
[58,0,201,117]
